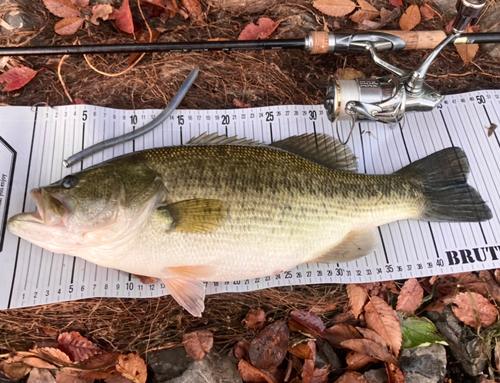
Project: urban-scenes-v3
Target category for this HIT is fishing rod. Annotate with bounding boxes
[3,0,496,165]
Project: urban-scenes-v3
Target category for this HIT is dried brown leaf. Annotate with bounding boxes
[90,4,115,25]
[105,372,134,383]
[288,342,314,360]
[76,352,120,370]
[310,365,330,383]
[249,321,289,370]
[364,297,402,357]
[399,4,421,31]
[56,372,94,383]
[456,26,479,65]
[325,324,361,348]
[385,363,405,383]
[233,340,250,359]
[28,368,56,383]
[345,351,379,370]
[340,339,397,365]
[115,354,147,383]
[0,66,40,91]
[43,0,80,18]
[290,310,326,337]
[1,362,32,380]
[388,0,402,7]
[55,17,84,35]
[41,327,59,337]
[22,357,57,369]
[115,0,134,34]
[242,308,266,330]
[347,285,368,319]
[396,278,423,313]
[181,0,202,18]
[301,340,316,383]
[238,18,278,41]
[334,371,369,383]
[355,327,387,347]
[350,0,379,23]
[237,359,274,383]
[452,292,498,327]
[419,4,435,20]
[233,99,251,108]
[58,332,101,362]
[33,347,72,366]
[72,0,89,7]
[313,0,356,17]
[183,330,213,361]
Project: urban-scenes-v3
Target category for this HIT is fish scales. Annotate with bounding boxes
[7,133,492,316]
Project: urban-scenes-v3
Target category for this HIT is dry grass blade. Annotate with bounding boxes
[364,297,402,357]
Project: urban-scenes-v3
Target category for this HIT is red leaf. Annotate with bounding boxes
[0,66,40,91]
[54,17,84,35]
[325,324,361,348]
[183,330,213,361]
[334,372,369,383]
[364,297,402,357]
[242,308,266,330]
[249,322,289,370]
[396,278,423,313]
[347,285,368,319]
[115,353,147,383]
[43,0,80,17]
[385,363,406,383]
[238,18,278,41]
[233,99,251,108]
[57,332,102,362]
[420,4,435,20]
[452,292,498,327]
[289,310,326,337]
[115,0,134,34]
[340,339,398,365]
[237,360,274,383]
[389,0,402,7]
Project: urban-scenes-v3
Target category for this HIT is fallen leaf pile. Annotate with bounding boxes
[223,273,500,383]
[42,0,203,36]
[0,331,147,383]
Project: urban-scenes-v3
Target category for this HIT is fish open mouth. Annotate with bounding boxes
[29,188,70,226]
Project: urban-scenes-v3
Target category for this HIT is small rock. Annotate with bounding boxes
[165,353,242,383]
[147,347,193,382]
[364,368,388,383]
[1,8,39,35]
[427,307,488,377]
[399,344,447,383]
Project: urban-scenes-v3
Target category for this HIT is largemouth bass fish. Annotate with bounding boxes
[7,133,492,316]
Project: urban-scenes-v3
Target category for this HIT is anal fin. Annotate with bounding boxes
[163,278,206,317]
[313,227,379,263]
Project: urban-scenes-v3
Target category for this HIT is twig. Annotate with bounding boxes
[57,54,73,103]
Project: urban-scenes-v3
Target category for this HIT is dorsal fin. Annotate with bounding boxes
[270,134,358,173]
[186,132,266,146]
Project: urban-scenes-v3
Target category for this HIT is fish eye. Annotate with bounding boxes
[62,175,78,189]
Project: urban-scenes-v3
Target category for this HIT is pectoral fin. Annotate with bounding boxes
[163,277,206,317]
[158,199,228,233]
[313,227,379,263]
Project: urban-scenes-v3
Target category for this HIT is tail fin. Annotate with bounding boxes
[396,147,492,222]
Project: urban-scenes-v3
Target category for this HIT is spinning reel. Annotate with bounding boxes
[323,0,486,126]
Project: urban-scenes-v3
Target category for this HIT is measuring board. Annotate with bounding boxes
[1,89,500,310]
